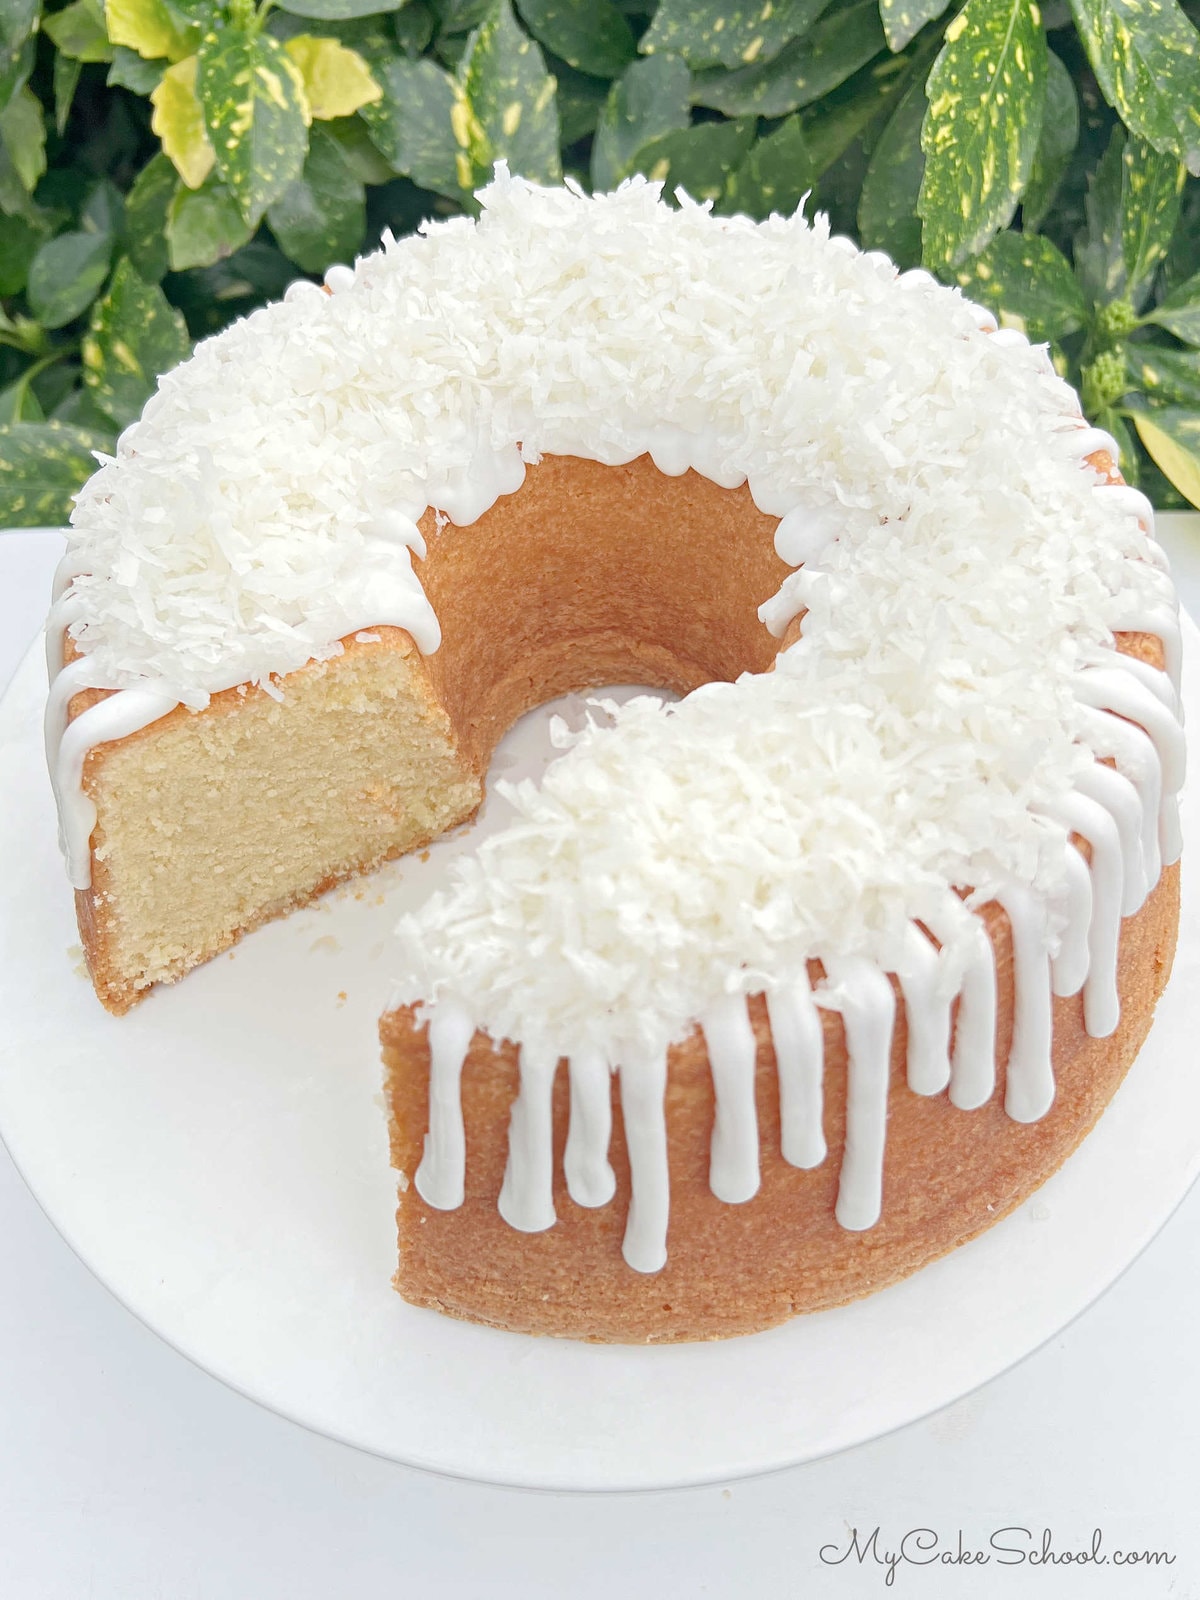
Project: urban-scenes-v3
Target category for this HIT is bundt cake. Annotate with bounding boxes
[45,169,1185,1342]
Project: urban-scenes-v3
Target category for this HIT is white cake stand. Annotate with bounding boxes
[0,624,1196,1492]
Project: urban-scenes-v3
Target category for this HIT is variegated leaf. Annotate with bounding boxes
[591,54,691,189]
[630,117,755,202]
[1075,128,1185,310]
[123,150,178,281]
[1120,138,1185,307]
[1067,0,1200,174]
[722,112,815,217]
[1127,345,1200,407]
[164,170,253,269]
[82,256,191,427]
[0,420,112,528]
[267,123,366,272]
[954,229,1087,340]
[360,55,464,197]
[857,68,926,266]
[640,0,829,71]
[879,0,952,51]
[515,0,635,77]
[918,0,1047,269]
[27,230,112,328]
[692,0,885,117]
[1145,269,1200,345]
[196,26,310,225]
[457,0,561,190]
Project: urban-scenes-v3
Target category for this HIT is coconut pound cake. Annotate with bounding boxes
[45,168,1185,1342]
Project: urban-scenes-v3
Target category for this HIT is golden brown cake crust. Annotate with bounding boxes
[381,864,1180,1342]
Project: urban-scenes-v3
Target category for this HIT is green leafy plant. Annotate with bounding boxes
[1,0,1198,525]
[956,127,1200,506]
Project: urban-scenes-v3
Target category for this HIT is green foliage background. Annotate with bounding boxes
[2,0,1200,522]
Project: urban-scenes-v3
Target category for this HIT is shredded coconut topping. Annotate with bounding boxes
[61,167,1171,1058]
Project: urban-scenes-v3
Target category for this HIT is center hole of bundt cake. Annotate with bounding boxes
[416,453,793,768]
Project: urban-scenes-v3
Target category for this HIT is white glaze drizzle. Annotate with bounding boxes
[1074,667,1186,795]
[497,1044,558,1233]
[1074,761,1149,915]
[1096,648,1180,717]
[819,957,895,1232]
[51,548,88,603]
[564,1046,617,1208]
[1077,705,1163,887]
[45,590,87,682]
[1051,843,1094,996]
[1044,792,1123,1038]
[895,922,953,1096]
[764,975,826,1169]
[996,887,1055,1123]
[416,614,1188,1270]
[414,999,474,1210]
[700,994,761,1204]
[1061,425,1122,463]
[619,1051,670,1274]
[1110,603,1183,689]
[947,915,999,1111]
[1076,666,1185,867]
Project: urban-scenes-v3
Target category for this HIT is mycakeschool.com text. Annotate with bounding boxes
[818,1526,1177,1586]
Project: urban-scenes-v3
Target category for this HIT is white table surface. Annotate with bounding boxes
[3,518,1200,1600]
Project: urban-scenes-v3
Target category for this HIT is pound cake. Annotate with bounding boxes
[46,169,1185,1341]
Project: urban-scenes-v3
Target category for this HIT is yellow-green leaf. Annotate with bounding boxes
[1132,407,1200,507]
[150,54,214,188]
[284,35,380,120]
[104,0,196,63]
[44,0,113,62]
[0,83,45,193]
